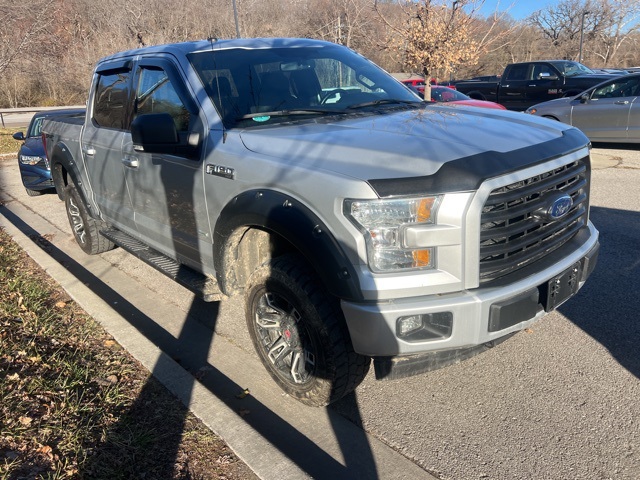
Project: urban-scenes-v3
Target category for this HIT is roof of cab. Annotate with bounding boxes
[97,37,337,65]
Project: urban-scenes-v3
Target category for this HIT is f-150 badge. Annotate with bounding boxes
[206,164,235,179]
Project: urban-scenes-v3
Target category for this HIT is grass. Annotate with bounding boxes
[0,228,257,479]
[0,128,22,156]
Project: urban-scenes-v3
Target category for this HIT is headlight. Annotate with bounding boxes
[345,196,441,272]
[19,155,44,166]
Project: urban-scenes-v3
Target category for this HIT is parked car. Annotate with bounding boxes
[454,60,617,111]
[429,85,506,109]
[400,77,440,94]
[13,109,84,196]
[525,73,640,143]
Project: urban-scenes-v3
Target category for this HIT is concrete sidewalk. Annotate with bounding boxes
[0,161,435,479]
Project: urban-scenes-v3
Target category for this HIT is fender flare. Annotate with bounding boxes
[466,91,486,101]
[49,141,98,218]
[214,189,363,301]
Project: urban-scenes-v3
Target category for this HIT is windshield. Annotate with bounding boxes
[188,44,421,128]
[549,61,595,77]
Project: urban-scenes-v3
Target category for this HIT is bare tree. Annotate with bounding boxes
[591,0,640,66]
[0,0,58,77]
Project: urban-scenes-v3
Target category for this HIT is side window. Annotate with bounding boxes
[93,70,132,129]
[136,67,190,131]
[592,79,640,99]
[532,64,555,80]
[506,65,528,81]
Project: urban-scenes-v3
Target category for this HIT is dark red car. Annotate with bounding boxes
[429,86,506,110]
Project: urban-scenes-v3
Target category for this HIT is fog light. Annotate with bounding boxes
[398,315,423,336]
[396,312,453,342]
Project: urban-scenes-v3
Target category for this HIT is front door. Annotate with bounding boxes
[571,77,640,141]
[122,60,212,270]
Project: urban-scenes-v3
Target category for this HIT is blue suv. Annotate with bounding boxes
[13,109,84,196]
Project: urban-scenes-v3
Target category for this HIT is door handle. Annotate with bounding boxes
[614,100,629,105]
[122,156,139,168]
[83,146,96,156]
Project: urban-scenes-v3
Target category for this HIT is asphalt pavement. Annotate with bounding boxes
[0,143,638,480]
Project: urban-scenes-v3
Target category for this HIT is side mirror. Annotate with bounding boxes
[538,72,559,81]
[13,132,25,141]
[131,113,199,156]
[580,94,590,104]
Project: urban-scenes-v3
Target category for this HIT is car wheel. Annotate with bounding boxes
[245,254,370,406]
[64,183,114,255]
[25,188,44,197]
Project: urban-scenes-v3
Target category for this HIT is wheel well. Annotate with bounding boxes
[51,162,70,200]
[219,226,299,296]
[467,91,486,100]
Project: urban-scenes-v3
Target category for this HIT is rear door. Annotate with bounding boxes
[498,64,530,110]
[83,62,137,232]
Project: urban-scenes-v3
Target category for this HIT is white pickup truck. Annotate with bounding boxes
[42,38,599,406]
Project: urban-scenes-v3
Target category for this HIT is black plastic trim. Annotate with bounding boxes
[374,333,516,380]
[214,190,362,301]
[49,142,92,211]
[367,128,588,197]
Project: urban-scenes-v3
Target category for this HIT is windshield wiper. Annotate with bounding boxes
[345,99,421,110]
[238,109,347,120]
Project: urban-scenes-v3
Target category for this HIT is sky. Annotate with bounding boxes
[479,0,559,20]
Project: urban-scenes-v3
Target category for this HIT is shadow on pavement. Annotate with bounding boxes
[1,205,384,479]
[559,206,640,378]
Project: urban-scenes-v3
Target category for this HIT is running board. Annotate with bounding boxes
[100,228,226,302]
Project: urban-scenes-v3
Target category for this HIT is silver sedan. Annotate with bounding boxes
[526,73,640,142]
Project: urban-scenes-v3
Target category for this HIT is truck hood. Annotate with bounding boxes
[239,105,577,181]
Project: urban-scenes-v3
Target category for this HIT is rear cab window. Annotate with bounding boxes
[93,65,133,130]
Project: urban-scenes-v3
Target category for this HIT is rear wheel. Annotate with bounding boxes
[245,254,369,406]
[64,183,114,255]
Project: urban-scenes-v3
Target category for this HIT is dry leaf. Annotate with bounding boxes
[524,328,533,334]
[36,445,53,459]
[19,416,33,426]
[94,375,118,386]
[235,388,250,399]
[104,340,116,347]
[54,301,67,309]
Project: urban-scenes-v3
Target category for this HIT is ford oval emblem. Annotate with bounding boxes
[548,194,573,220]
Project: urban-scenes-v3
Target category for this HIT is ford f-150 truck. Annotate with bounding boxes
[42,38,599,406]
[455,60,617,111]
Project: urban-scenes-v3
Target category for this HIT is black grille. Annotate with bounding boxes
[479,158,589,282]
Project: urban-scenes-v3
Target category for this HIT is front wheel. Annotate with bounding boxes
[25,188,44,197]
[64,183,114,255]
[245,254,370,406]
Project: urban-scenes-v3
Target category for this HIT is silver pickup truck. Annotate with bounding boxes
[42,38,599,406]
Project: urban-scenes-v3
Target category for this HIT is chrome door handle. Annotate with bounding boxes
[122,156,139,168]
[614,100,629,105]
[83,146,96,156]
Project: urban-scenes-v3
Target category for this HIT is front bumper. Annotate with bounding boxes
[341,224,599,365]
[19,164,53,190]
